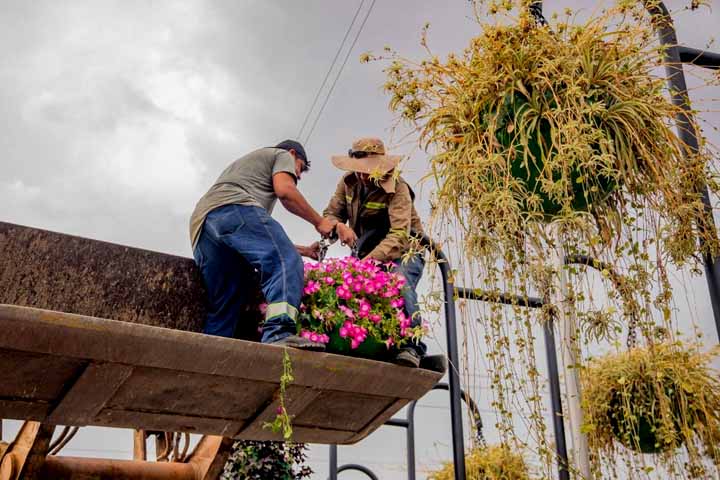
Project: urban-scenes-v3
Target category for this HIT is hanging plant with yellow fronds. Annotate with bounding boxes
[367,0,719,478]
[582,342,720,477]
[371,0,717,266]
[428,444,530,480]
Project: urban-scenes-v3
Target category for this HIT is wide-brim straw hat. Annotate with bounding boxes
[331,137,402,175]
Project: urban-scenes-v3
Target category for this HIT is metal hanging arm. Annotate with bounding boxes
[678,46,720,70]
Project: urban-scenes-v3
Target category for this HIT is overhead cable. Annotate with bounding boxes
[303,0,377,144]
[296,0,366,140]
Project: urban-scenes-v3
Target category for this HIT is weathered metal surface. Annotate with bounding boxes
[0,221,262,337]
[39,457,198,480]
[38,437,233,480]
[0,305,443,445]
[35,435,233,480]
[0,421,55,480]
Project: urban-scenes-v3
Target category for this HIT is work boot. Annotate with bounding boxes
[268,334,325,351]
[393,348,421,368]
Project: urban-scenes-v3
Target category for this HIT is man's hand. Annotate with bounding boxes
[336,223,357,247]
[297,242,321,260]
[316,217,337,237]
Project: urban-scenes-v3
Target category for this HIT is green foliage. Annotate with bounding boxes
[221,441,312,480]
[264,349,294,441]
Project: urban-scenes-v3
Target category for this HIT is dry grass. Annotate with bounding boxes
[373,1,717,265]
[582,342,720,477]
[428,444,530,480]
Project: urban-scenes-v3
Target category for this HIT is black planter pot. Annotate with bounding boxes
[607,386,685,454]
[490,92,617,217]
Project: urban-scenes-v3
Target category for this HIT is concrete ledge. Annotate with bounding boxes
[0,221,262,337]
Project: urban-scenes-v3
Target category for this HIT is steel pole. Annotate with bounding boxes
[407,402,417,480]
[420,236,467,480]
[548,228,591,479]
[543,318,571,480]
[329,445,338,480]
[438,256,467,480]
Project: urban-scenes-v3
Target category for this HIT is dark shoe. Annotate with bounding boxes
[268,335,325,351]
[393,348,421,368]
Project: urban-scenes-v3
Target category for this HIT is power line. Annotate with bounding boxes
[303,0,377,145]
[297,0,366,141]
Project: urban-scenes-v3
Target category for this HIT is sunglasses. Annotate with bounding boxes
[348,149,377,159]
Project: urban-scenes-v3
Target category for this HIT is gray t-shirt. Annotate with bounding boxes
[189,147,296,248]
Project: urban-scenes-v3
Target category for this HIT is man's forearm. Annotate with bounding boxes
[279,190,323,227]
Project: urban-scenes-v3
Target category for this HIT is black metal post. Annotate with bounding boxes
[643,1,720,341]
[329,444,338,480]
[407,403,416,480]
[543,317,570,480]
[429,242,467,480]
[405,383,485,480]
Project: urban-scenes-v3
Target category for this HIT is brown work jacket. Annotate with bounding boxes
[323,172,424,262]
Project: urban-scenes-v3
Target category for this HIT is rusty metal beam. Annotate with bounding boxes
[0,421,55,480]
[188,436,235,480]
[40,457,198,480]
[133,430,148,461]
[47,363,134,426]
[35,434,232,480]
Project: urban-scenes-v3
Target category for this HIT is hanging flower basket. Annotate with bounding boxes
[298,257,425,360]
[582,343,720,457]
[428,444,530,480]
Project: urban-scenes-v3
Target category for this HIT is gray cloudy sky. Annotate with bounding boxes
[2,1,720,478]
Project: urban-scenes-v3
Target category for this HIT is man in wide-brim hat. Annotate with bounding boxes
[323,137,427,367]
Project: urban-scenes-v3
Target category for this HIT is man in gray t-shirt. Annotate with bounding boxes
[190,140,336,349]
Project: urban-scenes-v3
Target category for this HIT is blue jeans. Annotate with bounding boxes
[193,204,303,343]
[392,253,428,357]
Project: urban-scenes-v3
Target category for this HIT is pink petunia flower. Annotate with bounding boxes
[390,298,405,309]
[339,305,356,319]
